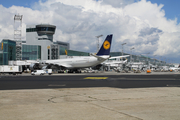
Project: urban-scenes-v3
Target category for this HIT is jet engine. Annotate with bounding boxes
[30,63,42,70]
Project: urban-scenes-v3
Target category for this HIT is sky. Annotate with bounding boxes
[0,0,180,63]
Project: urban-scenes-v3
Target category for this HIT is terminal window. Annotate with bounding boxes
[26,28,37,32]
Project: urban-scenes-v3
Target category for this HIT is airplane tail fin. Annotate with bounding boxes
[96,34,113,56]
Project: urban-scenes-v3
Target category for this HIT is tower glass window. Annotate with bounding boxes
[36,27,55,32]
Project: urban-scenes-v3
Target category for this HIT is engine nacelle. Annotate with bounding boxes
[42,66,48,70]
[29,63,41,70]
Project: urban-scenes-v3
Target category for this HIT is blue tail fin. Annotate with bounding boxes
[96,34,113,56]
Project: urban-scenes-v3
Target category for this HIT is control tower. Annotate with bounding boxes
[26,24,56,60]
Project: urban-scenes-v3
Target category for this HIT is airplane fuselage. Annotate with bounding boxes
[35,34,113,72]
[44,55,109,69]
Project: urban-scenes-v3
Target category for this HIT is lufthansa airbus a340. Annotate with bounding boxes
[31,34,113,73]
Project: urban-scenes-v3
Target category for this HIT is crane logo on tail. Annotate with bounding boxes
[103,40,110,50]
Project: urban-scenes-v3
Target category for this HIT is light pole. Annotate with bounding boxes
[96,35,103,53]
[141,53,150,69]
[130,47,135,62]
[138,54,142,62]
[144,52,150,66]
[164,57,166,65]
[130,47,135,70]
[121,43,126,56]
[159,56,162,66]
[154,55,157,65]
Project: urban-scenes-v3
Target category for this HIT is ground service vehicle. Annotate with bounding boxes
[0,65,22,75]
[31,69,52,75]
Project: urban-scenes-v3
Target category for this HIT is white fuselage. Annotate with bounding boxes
[169,67,180,71]
[44,55,109,69]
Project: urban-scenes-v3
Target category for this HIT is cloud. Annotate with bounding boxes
[100,0,134,8]
[139,27,162,37]
[0,0,180,62]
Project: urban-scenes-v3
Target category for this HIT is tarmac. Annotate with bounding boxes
[0,71,180,120]
[5,70,180,76]
[0,86,180,120]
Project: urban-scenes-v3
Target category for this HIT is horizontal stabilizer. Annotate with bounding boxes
[90,53,110,61]
[109,55,130,59]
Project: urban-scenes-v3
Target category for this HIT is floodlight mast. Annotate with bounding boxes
[96,35,103,53]
[146,53,150,65]
[142,52,150,66]
[14,14,23,40]
[154,55,157,65]
[130,47,135,62]
[130,47,135,70]
[14,14,23,60]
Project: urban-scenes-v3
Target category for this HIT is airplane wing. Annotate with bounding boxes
[54,63,72,68]
[109,55,130,59]
[44,60,73,69]
[90,53,110,61]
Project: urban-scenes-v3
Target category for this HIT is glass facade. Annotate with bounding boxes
[67,50,89,56]
[22,45,41,60]
[59,46,67,55]
[59,46,89,56]
[0,53,3,65]
[1,40,16,65]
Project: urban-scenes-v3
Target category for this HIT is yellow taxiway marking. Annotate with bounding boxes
[84,77,108,79]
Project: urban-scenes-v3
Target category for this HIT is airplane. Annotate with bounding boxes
[169,67,180,71]
[37,34,113,73]
[102,55,130,69]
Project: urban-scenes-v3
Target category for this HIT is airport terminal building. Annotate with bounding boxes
[0,24,89,65]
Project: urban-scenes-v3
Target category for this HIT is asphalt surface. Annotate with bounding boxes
[1,73,180,120]
[0,74,180,90]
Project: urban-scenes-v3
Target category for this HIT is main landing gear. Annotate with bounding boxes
[68,69,81,73]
